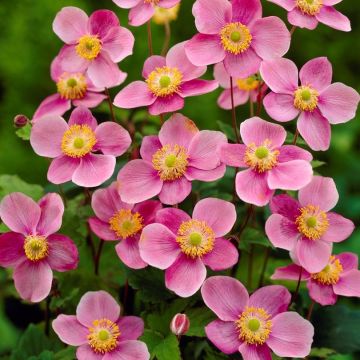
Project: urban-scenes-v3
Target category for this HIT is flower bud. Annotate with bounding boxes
[170,313,190,336]
[14,114,29,128]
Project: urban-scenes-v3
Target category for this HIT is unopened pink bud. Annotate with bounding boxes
[14,114,29,128]
[170,313,190,336]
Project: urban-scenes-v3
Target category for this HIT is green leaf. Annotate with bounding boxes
[0,175,44,200]
[310,347,337,358]
[154,334,181,360]
[311,160,326,169]
[54,347,76,360]
[239,227,273,251]
[15,123,31,141]
[140,329,164,359]
[216,120,236,142]
[185,308,216,337]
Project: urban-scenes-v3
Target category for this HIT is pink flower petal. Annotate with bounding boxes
[333,270,360,298]
[129,2,154,26]
[307,280,337,305]
[288,8,318,30]
[148,95,185,116]
[220,143,247,167]
[89,217,118,241]
[52,315,88,346]
[37,193,64,237]
[223,49,262,78]
[278,145,312,163]
[73,92,107,108]
[201,276,249,321]
[239,343,272,360]
[0,193,41,235]
[47,156,80,185]
[155,208,191,235]
[218,88,249,109]
[203,237,238,271]
[116,237,148,269]
[268,312,314,358]
[185,164,226,182]
[336,252,358,272]
[142,56,166,78]
[140,135,162,162]
[76,345,102,360]
[104,340,150,360]
[113,0,141,9]
[322,0,343,4]
[267,0,296,11]
[300,57,333,92]
[165,254,206,297]
[117,160,163,203]
[316,6,351,31]
[139,223,180,269]
[298,175,338,212]
[271,264,310,281]
[231,0,263,26]
[179,79,218,98]
[57,45,89,73]
[89,10,119,39]
[269,194,300,221]
[68,106,98,129]
[321,212,354,243]
[47,234,79,271]
[134,200,162,225]
[117,316,144,340]
[114,81,156,109]
[213,63,231,89]
[0,232,25,267]
[32,94,71,121]
[158,177,192,205]
[263,92,299,122]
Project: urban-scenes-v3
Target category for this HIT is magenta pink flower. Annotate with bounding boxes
[113,0,181,26]
[201,276,314,358]
[260,57,360,151]
[113,42,218,116]
[53,7,134,88]
[139,198,238,297]
[88,182,162,269]
[117,113,226,205]
[265,176,355,273]
[272,253,360,306]
[30,106,131,188]
[33,55,107,122]
[214,63,267,110]
[0,192,78,302]
[268,0,351,31]
[221,117,313,206]
[185,0,290,79]
[52,290,149,360]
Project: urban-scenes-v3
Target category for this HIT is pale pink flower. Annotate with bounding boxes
[265,176,355,273]
[53,291,149,360]
[0,193,78,302]
[139,198,238,297]
[221,117,313,206]
[202,276,314,358]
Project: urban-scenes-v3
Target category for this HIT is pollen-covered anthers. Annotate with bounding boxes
[24,235,48,261]
[244,139,280,173]
[294,85,319,112]
[146,66,183,97]
[144,0,160,4]
[176,220,215,258]
[153,4,180,25]
[296,0,322,16]
[235,307,272,345]
[76,34,102,60]
[311,256,343,285]
[61,124,97,158]
[220,22,252,55]
[152,144,188,181]
[295,204,329,240]
[87,318,120,354]
[56,72,87,100]
[109,209,143,239]
[236,76,260,92]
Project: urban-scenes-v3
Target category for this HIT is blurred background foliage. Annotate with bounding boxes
[0,0,359,359]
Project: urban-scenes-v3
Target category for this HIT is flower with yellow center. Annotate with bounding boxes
[87,318,120,354]
[220,22,252,55]
[236,76,260,92]
[235,307,272,345]
[56,73,87,100]
[76,35,102,61]
[294,85,319,112]
[152,144,188,181]
[61,124,97,158]
[244,139,280,173]
[24,235,48,261]
[146,66,183,97]
[153,4,180,25]
[109,209,143,239]
[311,256,343,285]
[296,0,323,16]
[295,204,329,240]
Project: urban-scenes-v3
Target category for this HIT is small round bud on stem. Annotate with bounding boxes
[14,114,29,128]
[170,313,190,336]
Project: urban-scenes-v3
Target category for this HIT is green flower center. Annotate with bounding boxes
[301,89,312,101]
[248,318,261,332]
[67,78,78,87]
[189,232,202,246]
[165,154,177,167]
[159,75,171,88]
[255,146,269,159]
[73,137,85,149]
[306,216,317,228]
[230,31,241,42]
[98,329,110,341]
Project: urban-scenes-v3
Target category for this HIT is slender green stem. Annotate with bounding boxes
[250,100,254,117]
[290,25,297,36]
[161,21,171,55]
[307,300,315,320]
[57,184,67,207]
[147,20,153,55]
[105,88,116,122]
[291,266,303,304]
[247,244,254,290]
[44,295,51,336]
[94,239,104,275]
[256,81,265,116]
[238,204,255,240]
[258,247,271,287]
[230,77,241,143]
[292,128,299,145]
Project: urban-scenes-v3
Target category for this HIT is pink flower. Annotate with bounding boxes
[113,42,218,116]
[113,0,181,27]
[52,290,149,360]
[221,117,313,206]
[139,198,238,297]
[214,63,267,110]
[272,253,360,306]
[268,0,351,31]
[30,107,131,188]
[117,113,226,205]
[53,7,134,87]
[201,276,314,358]
[265,176,355,273]
[185,0,290,79]
[260,57,360,151]
[88,182,162,269]
[0,192,78,302]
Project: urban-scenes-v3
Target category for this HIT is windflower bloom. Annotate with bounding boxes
[265,176,355,273]
[260,57,360,151]
[112,0,181,27]
[53,7,134,87]
[113,42,218,116]
[0,193,78,302]
[214,63,267,110]
[153,4,181,25]
[268,0,351,31]
[185,0,290,78]
[30,107,131,187]
[117,113,226,205]
[139,198,238,297]
[33,55,107,121]
[221,117,313,206]
[202,276,314,359]
[53,291,149,360]
[272,253,360,306]
[88,182,162,269]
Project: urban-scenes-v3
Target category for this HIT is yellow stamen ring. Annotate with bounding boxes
[294,85,319,112]
[296,0,323,16]
[56,72,87,100]
[311,256,343,285]
[24,235,48,261]
[244,139,279,173]
[146,66,183,97]
[87,318,120,354]
[220,22,252,55]
[109,209,143,239]
[76,35,102,61]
